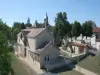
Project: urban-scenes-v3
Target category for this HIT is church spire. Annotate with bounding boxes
[44,13,49,28]
[46,13,48,20]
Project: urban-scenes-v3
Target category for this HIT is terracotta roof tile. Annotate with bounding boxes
[17,28,46,38]
[69,42,88,47]
[93,28,100,32]
[26,28,45,38]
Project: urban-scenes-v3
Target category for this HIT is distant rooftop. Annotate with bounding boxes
[93,28,100,32]
[68,42,88,47]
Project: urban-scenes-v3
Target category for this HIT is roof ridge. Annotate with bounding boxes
[34,41,52,54]
[69,42,88,47]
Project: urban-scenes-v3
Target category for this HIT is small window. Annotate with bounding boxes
[44,55,49,62]
[44,57,46,61]
[47,56,49,61]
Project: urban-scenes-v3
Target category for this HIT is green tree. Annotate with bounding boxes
[54,12,70,39]
[11,21,26,42]
[68,23,73,40]
[72,21,82,39]
[82,21,93,39]
[0,19,11,40]
[12,22,21,29]
[20,22,26,29]
[88,20,97,28]
[11,22,21,42]
[0,31,11,75]
[51,26,58,42]
[26,17,32,27]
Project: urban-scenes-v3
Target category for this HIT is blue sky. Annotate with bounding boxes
[0,0,100,27]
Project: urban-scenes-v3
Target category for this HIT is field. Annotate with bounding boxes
[78,55,100,75]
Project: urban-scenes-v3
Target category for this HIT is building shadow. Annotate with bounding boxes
[50,63,75,74]
[50,54,91,74]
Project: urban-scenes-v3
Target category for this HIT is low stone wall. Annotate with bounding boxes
[65,53,88,64]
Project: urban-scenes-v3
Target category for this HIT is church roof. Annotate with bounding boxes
[26,28,46,38]
[17,28,46,39]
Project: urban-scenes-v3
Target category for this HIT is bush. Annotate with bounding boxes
[8,46,14,52]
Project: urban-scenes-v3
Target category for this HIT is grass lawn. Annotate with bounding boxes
[51,64,83,75]
[10,53,37,75]
[78,55,100,75]
[60,70,84,75]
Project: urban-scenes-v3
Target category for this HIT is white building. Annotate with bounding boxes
[90,28,100,50]
[13,14,66,71]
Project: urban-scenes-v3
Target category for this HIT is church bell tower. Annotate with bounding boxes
[44,13,49,28]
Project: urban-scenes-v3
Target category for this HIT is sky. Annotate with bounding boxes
[0,0,100,27]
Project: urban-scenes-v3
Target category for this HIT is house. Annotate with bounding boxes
[13,14,65,71]
[60,42,89,63]
[14,27,65,71]
[67,42,89,54]
[62,27,100,51]
[93,27,100,39]
[90,28,100,50]
[59,42,89,64]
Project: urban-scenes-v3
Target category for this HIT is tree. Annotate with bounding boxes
[12,22,21,29]
[68,23,73,40]
[11,22,21,42]
[51,26,58,42]
[26,17,32,27]
[20,22,26,29]
[54,12,70,39]
[72,21,82,39]
[82,21,93,39]
[88,20,97,28]
[11,21,27,42]
[0,31,11,75]
[0,19,12,40]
